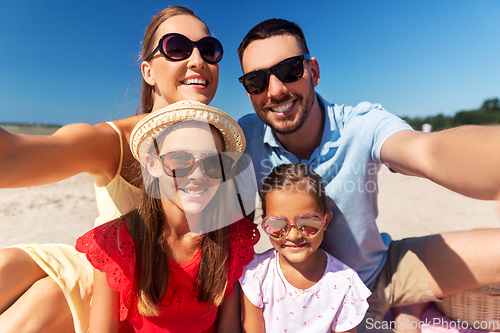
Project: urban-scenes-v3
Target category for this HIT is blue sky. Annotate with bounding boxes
[1,0,499,125]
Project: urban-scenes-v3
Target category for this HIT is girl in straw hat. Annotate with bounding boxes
[0,6,227,333]
[76,101,258,333]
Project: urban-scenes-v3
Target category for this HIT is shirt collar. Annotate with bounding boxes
[317,94,340,155]
[262,93,339,157]
[263,122,282,148]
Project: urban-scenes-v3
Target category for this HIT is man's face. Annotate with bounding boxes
[240,35,319,135]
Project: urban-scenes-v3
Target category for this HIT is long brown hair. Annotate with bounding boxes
[137,6,209,115]
[125,121,230,317]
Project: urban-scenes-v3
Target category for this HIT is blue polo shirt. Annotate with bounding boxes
[238,93,413,284]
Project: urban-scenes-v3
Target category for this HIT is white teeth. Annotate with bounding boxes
[271,101,293,113]
[183,189,205,195]
[183,78,207,86]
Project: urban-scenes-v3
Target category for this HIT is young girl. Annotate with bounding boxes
[239,163,371,333]
[0,6,225,333]
[76,100,259,332]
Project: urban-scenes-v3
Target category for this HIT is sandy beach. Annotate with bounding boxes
[0,173,98,248]
[1,167,499,249]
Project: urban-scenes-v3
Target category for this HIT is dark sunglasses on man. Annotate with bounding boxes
[238,54,311,95]
[146,33,224,64]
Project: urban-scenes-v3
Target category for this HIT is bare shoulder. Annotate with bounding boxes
[107,114,147,145]
[52,122,117,143]
[101,114,147,185]
[84,114,146,159]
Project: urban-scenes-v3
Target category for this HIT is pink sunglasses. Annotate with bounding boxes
[261,212,327,241]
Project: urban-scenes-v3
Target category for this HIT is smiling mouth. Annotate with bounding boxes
[284,243,307,249]
[270,100,294,113]
[180,188,207,195]
[181,78,208,86]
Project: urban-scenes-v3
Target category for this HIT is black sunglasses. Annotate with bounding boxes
[238,54,311,95]
[146,33,223,64]
[156,151,234,179]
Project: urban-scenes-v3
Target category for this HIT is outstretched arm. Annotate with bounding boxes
[0,121,124,188]
[89,269,120,333]
[381,125,500,200]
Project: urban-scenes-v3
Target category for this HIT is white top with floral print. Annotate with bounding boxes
[239,249,371,333]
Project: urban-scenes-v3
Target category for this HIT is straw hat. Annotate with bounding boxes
[130,100,246,164]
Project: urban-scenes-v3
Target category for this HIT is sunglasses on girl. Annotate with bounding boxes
[146,33,224,64]
[156,151,234,179]
[261,212,327,241]
[238,54,311,95]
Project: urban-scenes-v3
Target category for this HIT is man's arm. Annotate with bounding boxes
[380,125,500,200]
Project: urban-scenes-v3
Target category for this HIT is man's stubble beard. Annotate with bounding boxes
[252,82,315,135]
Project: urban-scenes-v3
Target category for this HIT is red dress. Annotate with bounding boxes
[76,217,259,333]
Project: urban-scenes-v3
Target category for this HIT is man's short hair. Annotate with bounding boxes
[237,18,310,67]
